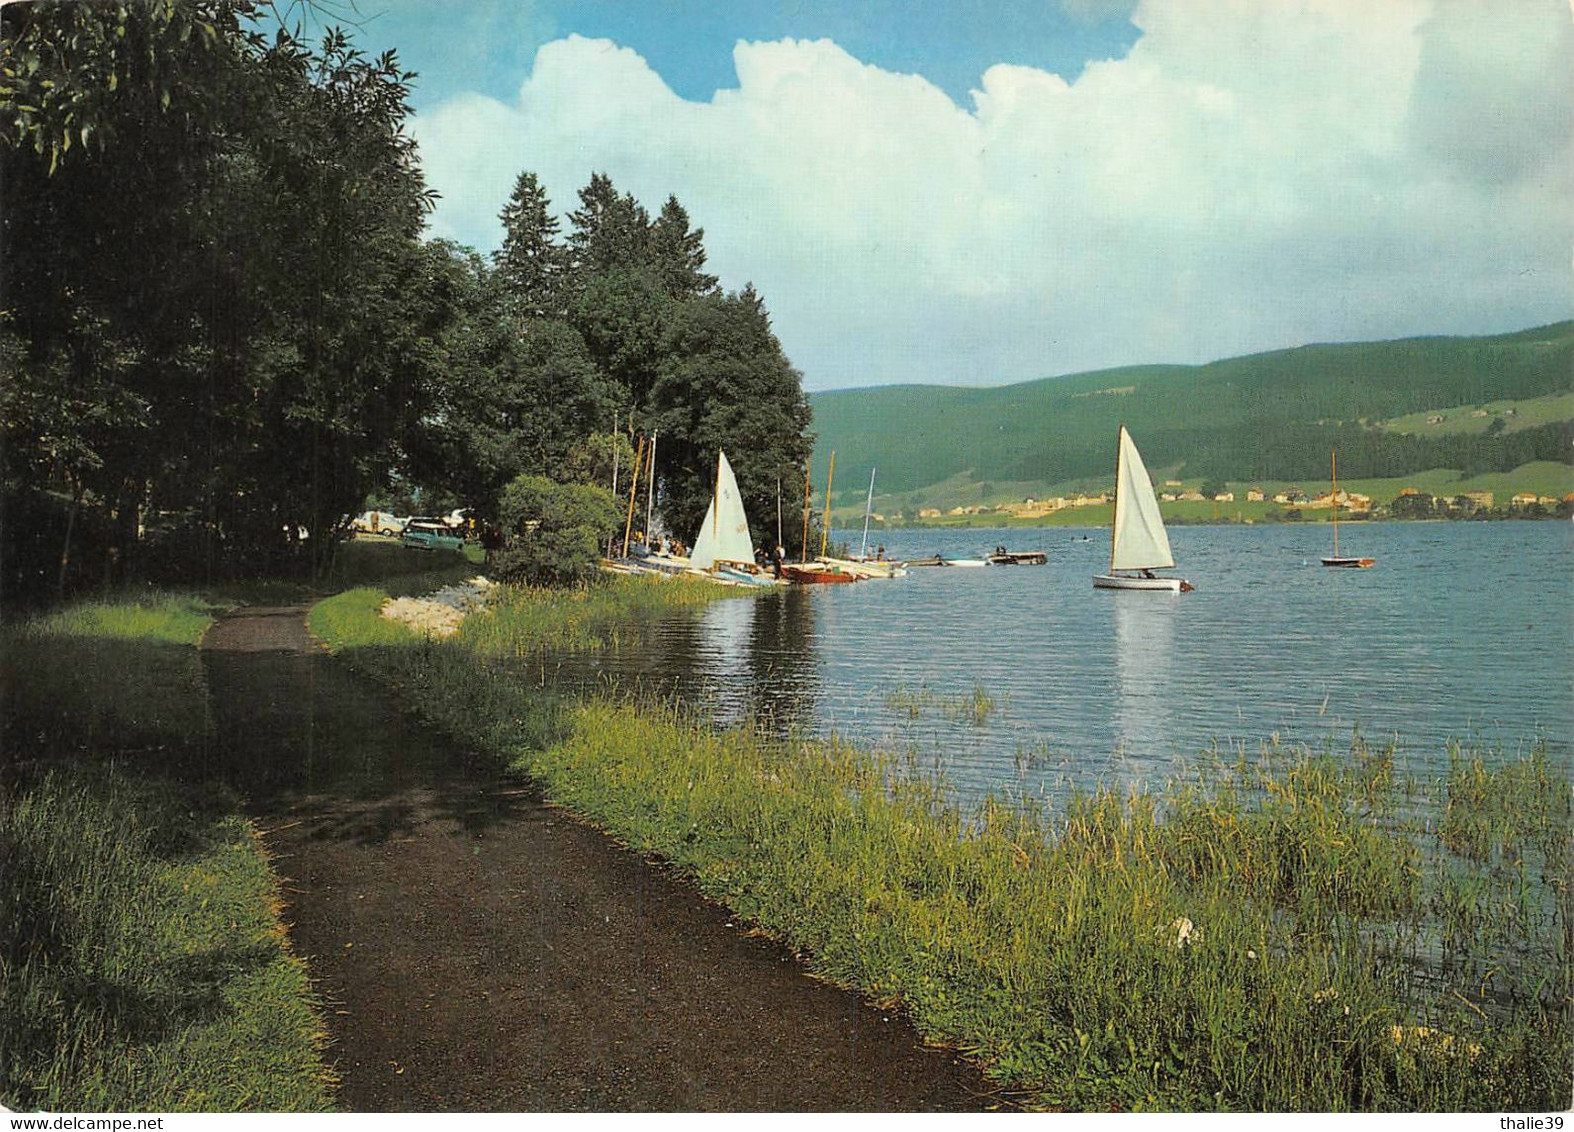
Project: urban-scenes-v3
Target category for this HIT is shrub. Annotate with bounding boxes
[495,475,621,585]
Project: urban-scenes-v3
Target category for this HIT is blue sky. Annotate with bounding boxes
[346,0,1142,109]
[322,1,1573,392]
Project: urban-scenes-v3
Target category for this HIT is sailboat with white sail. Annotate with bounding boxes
[1094,426,1193,592]
[689,449,774,584]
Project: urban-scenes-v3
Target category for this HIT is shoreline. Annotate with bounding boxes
[307,575,1573,1112]
[5,568,1569,1112]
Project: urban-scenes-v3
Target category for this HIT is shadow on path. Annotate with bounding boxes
[201,607,998,1112]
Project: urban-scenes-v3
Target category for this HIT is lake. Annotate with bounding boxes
[546,520,1572,808]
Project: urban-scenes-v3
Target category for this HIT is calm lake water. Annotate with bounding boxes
[545,521,1572,808]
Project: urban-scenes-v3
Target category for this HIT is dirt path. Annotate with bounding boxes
[200,607,998,1112]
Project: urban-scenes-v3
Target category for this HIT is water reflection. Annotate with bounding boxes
[1110,595,1178,785]
[684,591,822,733]
[739,588,821,734]
[531,588,824,737]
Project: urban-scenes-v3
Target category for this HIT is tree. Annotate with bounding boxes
[495,171,566,318]
[569,268,672,412]
[648,195,718,300]
[566,171,651,282]
[648,286,813,542]
[2,3,440,591]
[560,431,637,490]
[494,474,621,585]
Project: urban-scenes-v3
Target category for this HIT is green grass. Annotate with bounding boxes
[884,680,1005,724]
[1,594,335,1112]
[0,766,334,1111]
[312,577,1573,1112]
[12,590,224,644]
[1378,392,1574,437]
[310,572,747,659]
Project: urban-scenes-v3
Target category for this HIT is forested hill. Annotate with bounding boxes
[807,322,1574,496]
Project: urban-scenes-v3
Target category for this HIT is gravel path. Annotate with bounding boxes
[200,606,998,1112]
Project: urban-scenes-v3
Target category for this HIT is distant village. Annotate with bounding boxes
[901,483,1571,522]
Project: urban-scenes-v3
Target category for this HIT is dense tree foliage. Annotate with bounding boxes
[2,4,817,597]
[495,172,567,318]
[2,1,442,593]
[490,167,814,552]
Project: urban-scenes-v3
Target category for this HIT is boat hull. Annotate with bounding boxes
[1094,573,1188,592]
[782,565,857,584]
[821,556,907,579]
[1321,556,1375,568]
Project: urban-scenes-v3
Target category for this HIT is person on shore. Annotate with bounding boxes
[481,524,503,569]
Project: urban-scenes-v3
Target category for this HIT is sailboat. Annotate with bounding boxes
[1321,447,1375,568]
[688,449,774,584]
[1094,426,1193,592]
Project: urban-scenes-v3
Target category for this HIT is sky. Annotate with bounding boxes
[337,0,1573,392]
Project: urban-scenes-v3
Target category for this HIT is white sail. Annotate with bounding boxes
[689,450,754,571]
[1110,427,1175,571]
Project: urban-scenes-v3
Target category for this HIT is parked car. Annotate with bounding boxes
[401,517,465,552]
[354,511,407,536]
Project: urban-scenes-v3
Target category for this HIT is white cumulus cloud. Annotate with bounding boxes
[411,0,1573,390]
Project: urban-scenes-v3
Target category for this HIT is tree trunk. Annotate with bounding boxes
[57,478,82,598]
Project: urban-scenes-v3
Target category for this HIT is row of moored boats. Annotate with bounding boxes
[604,429,1373,592]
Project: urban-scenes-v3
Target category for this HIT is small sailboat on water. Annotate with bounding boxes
[1321,447,1375,568]
[1094,426,1193,593]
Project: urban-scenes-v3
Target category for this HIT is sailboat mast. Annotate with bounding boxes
[777,477,783,551]
[859,467,876,559]
[645,432,657,542]
[712,451,721,538]
[820,451,835,559]
[1110,426,1124,574]
[1331,447,1339,558]
[622,434,646,558]
[608,429,620,558]
[801,458,812,563]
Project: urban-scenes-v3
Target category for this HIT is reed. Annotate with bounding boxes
[457,574,745,656]
[313,576,1572,1111]
[883,679,1004,725]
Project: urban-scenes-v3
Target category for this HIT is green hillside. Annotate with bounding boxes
[807,322,1574,507]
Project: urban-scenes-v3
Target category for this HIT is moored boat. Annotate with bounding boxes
[782,563,858,584]
[1321,447,1375,568]
[822,555,907,579]
[985,549,1046,565]
[687,450,767,581]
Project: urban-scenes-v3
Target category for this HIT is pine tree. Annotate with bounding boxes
[566,171,651,278]
[495,171,566,317]
[649,195,718,300]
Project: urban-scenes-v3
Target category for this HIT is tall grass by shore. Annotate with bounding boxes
[312,576,1572,1111]
[0,766,333,1111]
[1,595,333,1112]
